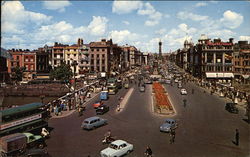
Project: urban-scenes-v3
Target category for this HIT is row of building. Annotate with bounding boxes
[168,34,250,84]
[0,38,150,82]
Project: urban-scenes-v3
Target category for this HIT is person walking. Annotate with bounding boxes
[144,146,153,157]
[235,129,239,146]
[183,99,187,108]
[169,129,175,144]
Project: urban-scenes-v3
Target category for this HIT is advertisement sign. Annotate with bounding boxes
[0,114,42,130]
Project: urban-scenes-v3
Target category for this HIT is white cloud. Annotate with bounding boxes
[155,28,166,35]
[137,2,155,15]
[88,16,109,36]
[207,29,236,39]
[177,11,209,21]
[2,1,52,34]
[195,2,207,7]
[145,20,159,26]
[112,1,143,14]
[43,1,71,12]
[220,10,243,29]
[164,14,170,18]
[122,21,130,25]
[137,2,162,26]
[239,36,250,41]
[108,30,139,44]
[109,30,139,44]
[78,10,83,14]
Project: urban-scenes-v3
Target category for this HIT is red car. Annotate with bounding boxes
[93,101,103,109]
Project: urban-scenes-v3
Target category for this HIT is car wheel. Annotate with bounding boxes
[38,143,44,149]
[126,150,131,154]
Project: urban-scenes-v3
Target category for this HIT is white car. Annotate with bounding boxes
[180,88,187,95]
[174,79,179,83]
[100,140,133,157]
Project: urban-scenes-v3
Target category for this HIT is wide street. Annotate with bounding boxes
[45,80,250,157]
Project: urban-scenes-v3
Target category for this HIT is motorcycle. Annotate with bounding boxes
[102,136,115,144]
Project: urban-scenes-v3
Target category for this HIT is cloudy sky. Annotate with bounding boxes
[1,1,250,53]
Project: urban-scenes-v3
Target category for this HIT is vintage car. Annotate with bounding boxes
[81,116,107,130]
[160,118,178,133]
[92,101,104,109]
[225,103,239,114]
[100,140,133,157]
[96,105,109,115]
[180,88,187,95]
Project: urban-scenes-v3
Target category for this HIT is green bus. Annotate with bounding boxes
[0,103,49,137]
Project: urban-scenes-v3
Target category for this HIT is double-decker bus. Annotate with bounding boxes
[0,103,50,137]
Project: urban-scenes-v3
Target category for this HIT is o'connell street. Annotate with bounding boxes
[1,1,250,157]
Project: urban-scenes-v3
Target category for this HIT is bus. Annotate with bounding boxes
[0,103,50,137]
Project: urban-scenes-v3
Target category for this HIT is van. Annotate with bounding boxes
[81,116,107,130]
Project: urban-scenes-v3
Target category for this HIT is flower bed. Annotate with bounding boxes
[153,82,173,111]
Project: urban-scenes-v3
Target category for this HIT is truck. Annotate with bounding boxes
[0,132,45,156]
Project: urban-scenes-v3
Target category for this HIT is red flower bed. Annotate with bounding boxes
[153,82,173,110]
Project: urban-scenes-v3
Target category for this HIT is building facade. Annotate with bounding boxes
[52,42,68,69]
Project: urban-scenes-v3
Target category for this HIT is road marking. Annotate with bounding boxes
[116,88,134,113]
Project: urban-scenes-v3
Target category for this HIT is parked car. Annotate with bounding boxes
[96,105,109,115]
[139,86,145,92]
[81,116,107,130]
[225,103,239,114]
[174,79,179,83]
[160,119,177,133]
[180,88,187,95]
[100,140,133,157]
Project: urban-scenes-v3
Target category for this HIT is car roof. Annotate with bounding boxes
[111,140,127,145]
[84,116,100,121]
[165,118,176,122]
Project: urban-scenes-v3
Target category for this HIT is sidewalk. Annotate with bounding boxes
[51,91,100,119]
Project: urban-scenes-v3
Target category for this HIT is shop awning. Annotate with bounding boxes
[206,72,234,78]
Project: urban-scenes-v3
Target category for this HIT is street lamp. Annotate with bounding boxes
[71,60,78,109]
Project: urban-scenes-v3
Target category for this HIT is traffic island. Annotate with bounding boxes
[152,82,175,115]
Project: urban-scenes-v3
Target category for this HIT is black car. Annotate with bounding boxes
[96,105,109,115]
[225,103,239,114]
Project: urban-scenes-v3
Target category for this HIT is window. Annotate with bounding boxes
[91,49,94,51]
[68,54,70,57]
[97,49,99,51]
[91,59,94,64]
[16,56,19,60]
[102,49,105,52]
[91,54,94,58]
[97,54,99,58]
[74,54,76,57]
[97,60,99,64]
[102,54,105,58]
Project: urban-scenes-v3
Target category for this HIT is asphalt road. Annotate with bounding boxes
[45,81,250,157]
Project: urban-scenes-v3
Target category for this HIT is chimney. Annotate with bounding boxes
[81,38,83,45]
[77,38,81,46]
[54,42,58,46]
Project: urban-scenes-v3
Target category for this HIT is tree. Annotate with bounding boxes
[11,66,26,82]
[50,63,73,81]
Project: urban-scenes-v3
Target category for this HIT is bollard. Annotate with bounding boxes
[234,97,238,104]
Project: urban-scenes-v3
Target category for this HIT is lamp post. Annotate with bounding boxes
[71,60,78,109]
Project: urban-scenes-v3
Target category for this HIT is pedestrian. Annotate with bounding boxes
[235,129,239,146]
[144,146,153,157]
[169,129,175,144]
[183,99,187,108]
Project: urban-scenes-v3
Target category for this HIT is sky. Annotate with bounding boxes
[1,0,250,53]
